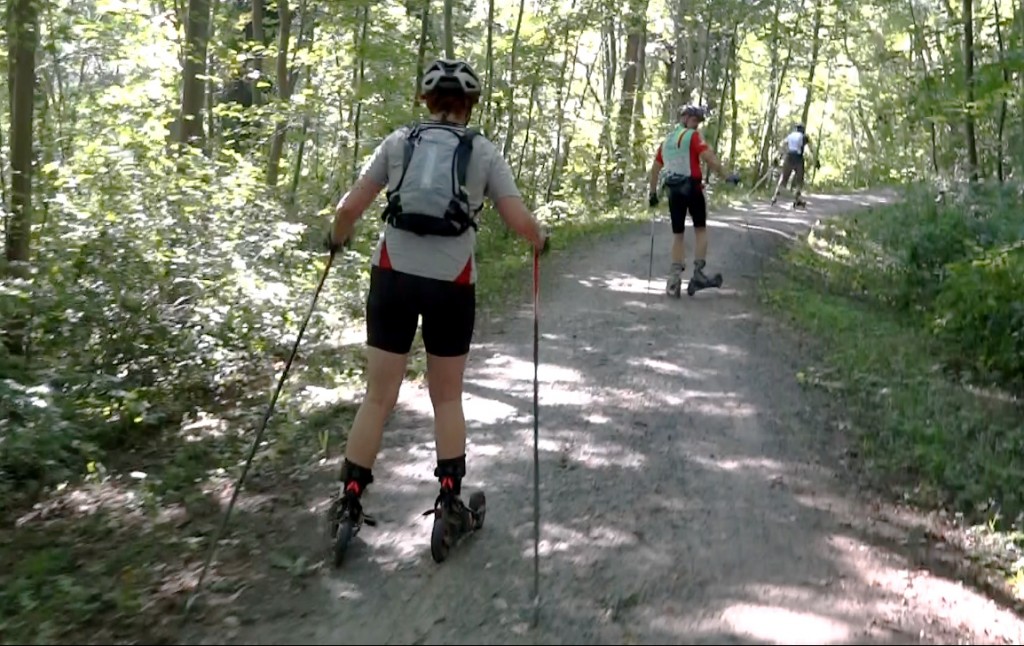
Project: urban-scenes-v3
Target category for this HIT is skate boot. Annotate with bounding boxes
[329,460,377,567]
[687,259,724,296]
[665,262,684,298]
[422,457,485,564]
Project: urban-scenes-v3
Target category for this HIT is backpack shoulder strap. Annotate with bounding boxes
[680,128,695,154]
[390,122,422,194]
[453,128,479,195]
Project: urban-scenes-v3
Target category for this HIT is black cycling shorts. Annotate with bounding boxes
[666,178,707,233]
[365,266,476,357]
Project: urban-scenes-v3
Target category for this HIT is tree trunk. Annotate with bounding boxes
[994,0,1008,182]
[962,0,979,181]
[205,0,222,156]
[5,0,38,355]
[599,14,617,192]
[547,15,581,201]
[908,0,941,175]
[501,0,527,157]
[178,0,211,147]
[632,26,648,169]
[728,28,738,163]
[443,0,455,58]
[414,0,430,112]
[610,0,647,202]
[800,0,823,127]
[266,0,293,186]
[697,13,713,105]
[251,0,264,106]
[350,4,370,182]
[483,0,494,130]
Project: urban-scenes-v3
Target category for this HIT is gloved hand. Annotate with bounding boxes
[648,191,659,207]
[725,172,741,186]
[323,229,351,254]
[540,233,551,256]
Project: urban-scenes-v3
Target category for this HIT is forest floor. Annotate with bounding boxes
[168,188,1023,645]
[6,189,1022,645]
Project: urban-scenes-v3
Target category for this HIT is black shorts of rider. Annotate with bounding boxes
[366,265,476,357]
[667,179,707,233]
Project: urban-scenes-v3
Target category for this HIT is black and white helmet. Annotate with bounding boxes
[678,104,707,121]
[421,59,482,99]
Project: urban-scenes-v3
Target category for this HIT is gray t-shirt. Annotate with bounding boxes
[359,122,522,284]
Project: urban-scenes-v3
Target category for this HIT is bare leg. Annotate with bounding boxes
[344,346,408,469]
[671,231,686,266]
[695,226,709,262]
[426,352,469,461]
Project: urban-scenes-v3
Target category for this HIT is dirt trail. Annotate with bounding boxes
[189,189,1024,645]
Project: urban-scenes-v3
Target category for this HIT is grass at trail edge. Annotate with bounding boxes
[760,186,1024,604]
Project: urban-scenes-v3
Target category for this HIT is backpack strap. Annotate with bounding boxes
[388,122,422,197]
[453,128,479,208]
[680,128,695,163]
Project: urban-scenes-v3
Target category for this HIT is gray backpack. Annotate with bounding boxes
[381,121,480,237]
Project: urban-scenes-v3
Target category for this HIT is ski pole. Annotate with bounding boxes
[647,206,656,296]
[531,245,541,628]
[180,247,337,631]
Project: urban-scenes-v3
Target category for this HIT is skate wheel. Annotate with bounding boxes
[469,491,486,529]
[430,513,450,564]
[712,274,724,288]
[333,518,355,567]
[687,283,697,297]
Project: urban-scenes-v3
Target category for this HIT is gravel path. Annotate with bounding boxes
[189,189,1024,646]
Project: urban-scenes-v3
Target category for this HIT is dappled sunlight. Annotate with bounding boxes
[807,227,854,262]
[322,578,365,602]
[474,353,586,385]
[179,410,232,441]
[824,533,1024,643]
[569,440,647,470]
[531,520,640,562]
[690,454,788,477]
[573,271,656,295]
[16,476,151,527]
[660,394,758,418]
[644,388,759,420]
[647,599,862,644]
[686,341,749,357]
[463,394,521,424]
[719,603,855,644]
[627,356,706,378]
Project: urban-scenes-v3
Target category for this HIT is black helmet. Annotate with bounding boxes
[678,104,707,121]
[793,123,805,133]
[421,59,482,102]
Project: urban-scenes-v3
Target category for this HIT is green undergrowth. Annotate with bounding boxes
[473,198,653,313]
[762,181,1024,599]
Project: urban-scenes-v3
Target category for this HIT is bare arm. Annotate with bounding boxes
[332,175,385,245]
[648,159,663,194]
[699,146,729,179]
[495,195,546,251]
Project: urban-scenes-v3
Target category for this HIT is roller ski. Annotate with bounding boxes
[328,482,377,567]
[422,472,486,564]
[687,260,723,297]
[329,461,378,567]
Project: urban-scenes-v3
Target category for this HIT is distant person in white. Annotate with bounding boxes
[771,123,819,208]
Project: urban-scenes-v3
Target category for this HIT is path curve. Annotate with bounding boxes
[190,189,1024,646]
